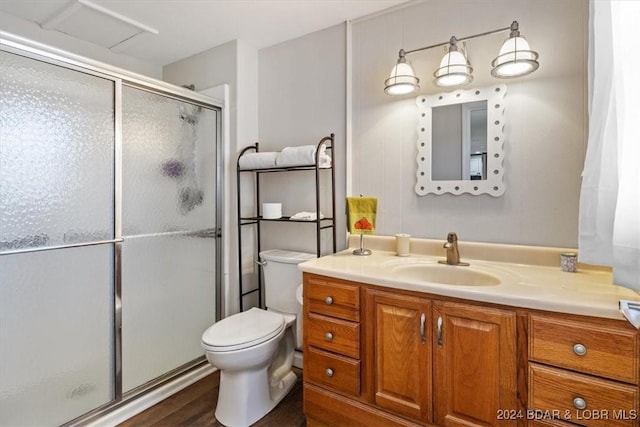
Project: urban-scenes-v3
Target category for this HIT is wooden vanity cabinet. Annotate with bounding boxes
[365,289,432,422]
[433,301,517,427]
[303,274,361,398]
[303,273,519,427]
[527,313,639,427]
[303,273,639,427]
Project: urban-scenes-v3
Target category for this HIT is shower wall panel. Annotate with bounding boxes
[121,86,217,392]
[0,51,115,426]
[121,234,216,392]
[0,247,114,426]
[0,41,221,424]
[0,50,115,250]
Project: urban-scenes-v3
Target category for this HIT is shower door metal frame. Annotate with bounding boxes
[0,32,224,425]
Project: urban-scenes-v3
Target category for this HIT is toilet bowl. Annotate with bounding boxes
[201,249,314,427]
[201,307,297,427]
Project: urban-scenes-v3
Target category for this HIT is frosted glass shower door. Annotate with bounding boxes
[121,86,218,392]
[0,51,115,426]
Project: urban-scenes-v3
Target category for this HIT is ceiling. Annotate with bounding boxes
[0,0,409,66]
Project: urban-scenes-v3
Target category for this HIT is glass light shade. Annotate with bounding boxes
[491,36,539,78]
[433,50,473,87]
[384,61,420,95]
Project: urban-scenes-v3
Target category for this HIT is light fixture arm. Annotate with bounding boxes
[385,20,538,95]
[402,22,516,56]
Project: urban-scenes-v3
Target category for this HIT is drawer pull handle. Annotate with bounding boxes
[420,313,426,344]
[325,332,334,342]
[573,397,587,410]
[325,296,333,305]
[437,316,443,348]
[326,368,334,377]
[573,343,587,356]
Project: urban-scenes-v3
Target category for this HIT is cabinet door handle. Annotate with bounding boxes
[325,368,334,377]
[325,332,334,342]
[573,397,587,410]
[437,316,443,348]
[573,343,587,356]
[325,296,333,305]
[420,313,426,344]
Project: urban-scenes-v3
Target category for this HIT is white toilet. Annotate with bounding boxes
[201,249,314,427]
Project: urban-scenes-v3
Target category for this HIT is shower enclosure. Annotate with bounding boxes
[0,35,222,426]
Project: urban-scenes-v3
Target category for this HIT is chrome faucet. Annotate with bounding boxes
[438,232,469,266]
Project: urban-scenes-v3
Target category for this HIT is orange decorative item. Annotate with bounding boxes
[354,217,373,231]
[346,196,377,256]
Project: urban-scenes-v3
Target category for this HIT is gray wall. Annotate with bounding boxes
[258,23,348,255]
[351,0,588,247]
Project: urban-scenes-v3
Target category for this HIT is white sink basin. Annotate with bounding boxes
[390,263,501,286]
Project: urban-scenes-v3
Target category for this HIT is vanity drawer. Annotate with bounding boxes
[305,347,361,396]
[529,314,639,384]
[306,275,360,322]
[307,313,360,358]
[529,364,639,427]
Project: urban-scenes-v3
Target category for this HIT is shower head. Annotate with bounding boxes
[179,105,200,124]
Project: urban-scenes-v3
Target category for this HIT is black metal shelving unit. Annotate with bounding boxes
[236,133,337,311]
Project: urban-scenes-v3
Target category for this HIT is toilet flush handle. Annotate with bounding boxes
[255,260,267,267]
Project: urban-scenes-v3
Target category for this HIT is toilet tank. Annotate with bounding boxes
[260,249,315,314]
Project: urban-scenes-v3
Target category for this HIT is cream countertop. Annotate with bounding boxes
[298,235,640,321]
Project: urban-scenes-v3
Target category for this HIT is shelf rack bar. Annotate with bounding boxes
[236,134,337,312]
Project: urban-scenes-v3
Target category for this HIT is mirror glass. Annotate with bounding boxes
[416,84,506,196]
[432,100,487,180]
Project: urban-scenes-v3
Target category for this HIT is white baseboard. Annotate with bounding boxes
[293,349,303,369]
[85,365,216,427]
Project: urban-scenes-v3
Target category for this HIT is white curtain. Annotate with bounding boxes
[579,1,640,291]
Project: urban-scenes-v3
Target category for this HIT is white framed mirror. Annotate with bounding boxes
[415,84,506,197]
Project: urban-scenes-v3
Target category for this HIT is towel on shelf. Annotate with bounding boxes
[290,211,325,221]
[275,144,331,168]
[346,197,377,235]
[238,152,278,170]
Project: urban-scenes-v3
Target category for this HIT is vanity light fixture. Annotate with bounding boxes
[491,21,540,78]
[433,36,473,87]
[384,20,539,95]
[384,49,420,95]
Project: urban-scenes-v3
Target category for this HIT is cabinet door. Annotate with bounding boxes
[433,301,517,427]
[366,289,432,422]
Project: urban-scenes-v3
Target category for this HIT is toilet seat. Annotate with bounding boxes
[202,307,285,352]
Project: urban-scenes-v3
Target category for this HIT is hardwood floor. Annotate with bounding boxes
[118,368,305,427]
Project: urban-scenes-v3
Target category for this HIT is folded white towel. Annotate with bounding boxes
[620,300,640,329]
[276,144,332,168]
[238,152,278,170]
[290,211,325,221]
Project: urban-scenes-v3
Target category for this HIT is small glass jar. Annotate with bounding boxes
[560,252,577,272]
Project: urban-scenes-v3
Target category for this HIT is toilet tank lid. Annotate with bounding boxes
[259,249,316,264]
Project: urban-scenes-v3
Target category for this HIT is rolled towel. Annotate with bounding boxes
[290,211,325,221]
[276,144,331,168]
[318,152,332,168]
[238,152,278,170]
